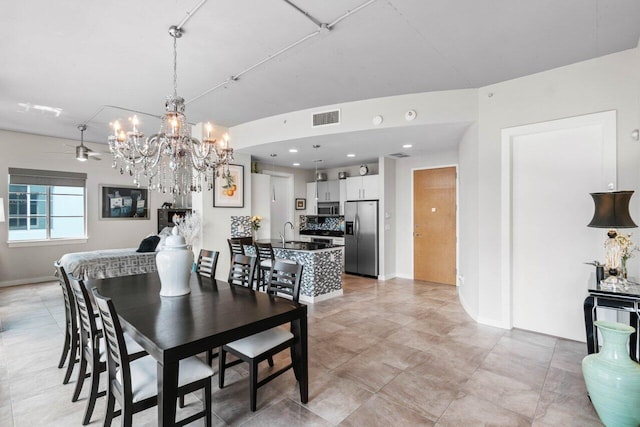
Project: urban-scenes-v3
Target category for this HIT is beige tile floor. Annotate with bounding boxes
[0,275,602,426]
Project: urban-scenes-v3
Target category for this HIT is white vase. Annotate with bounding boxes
[156,228,193,297]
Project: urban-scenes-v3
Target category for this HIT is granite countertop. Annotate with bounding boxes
[254,239,343,252]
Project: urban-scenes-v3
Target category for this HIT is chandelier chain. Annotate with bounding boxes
[173,34,178,99]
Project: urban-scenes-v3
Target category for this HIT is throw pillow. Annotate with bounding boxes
[137,235,160,253]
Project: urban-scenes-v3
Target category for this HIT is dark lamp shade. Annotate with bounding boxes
[588,191,637,228]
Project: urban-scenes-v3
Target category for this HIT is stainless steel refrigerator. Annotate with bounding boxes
[344,200,378,277]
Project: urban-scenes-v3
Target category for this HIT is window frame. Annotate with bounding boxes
[7,168,88,245]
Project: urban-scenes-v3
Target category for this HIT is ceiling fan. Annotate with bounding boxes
[73,124,102,161]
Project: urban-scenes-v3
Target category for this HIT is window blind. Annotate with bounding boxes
[8,168,87,188]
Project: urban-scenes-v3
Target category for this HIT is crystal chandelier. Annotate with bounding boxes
[108,25,233,195]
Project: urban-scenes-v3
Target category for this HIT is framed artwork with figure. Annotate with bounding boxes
[100,185,149,219]
[213,164,244,208]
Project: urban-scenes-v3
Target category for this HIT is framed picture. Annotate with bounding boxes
[296,198,306,210]
[213,164,244,208]
[100,185,149,220]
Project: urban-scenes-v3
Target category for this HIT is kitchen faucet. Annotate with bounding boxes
[280,221,294,246]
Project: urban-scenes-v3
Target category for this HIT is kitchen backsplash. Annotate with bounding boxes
[300,215,344,232]
[230,216,252,237]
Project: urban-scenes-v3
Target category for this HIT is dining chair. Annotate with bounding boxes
[69,277,146,425]
[196,249,219,278]
[253,242,296,291]
[92,288,213,427]
[54,263,79,385]
[227,238,246,265]
[254,242,275,291]
[227,254,256,288]
[218,260,304,411]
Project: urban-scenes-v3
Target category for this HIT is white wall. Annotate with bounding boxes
[320,162,379,180]
[190,123,253,281]
[253,162,311,235]
[474,47,640,329]
[457,123,480,319]
[380,157,396,279]
[0,130,171,286]
[231,90,478,149]
[394,150,460,279]
[251,173,271,240]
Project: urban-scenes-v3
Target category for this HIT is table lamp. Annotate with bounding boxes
[588,191,637,283]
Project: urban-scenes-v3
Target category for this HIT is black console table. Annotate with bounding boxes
[584,282,640,362]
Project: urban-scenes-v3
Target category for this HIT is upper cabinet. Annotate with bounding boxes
[307,180,340,206]
[316,180,340,202]
[346,175,379,200]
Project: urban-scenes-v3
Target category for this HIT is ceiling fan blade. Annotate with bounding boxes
[87,151,102,156]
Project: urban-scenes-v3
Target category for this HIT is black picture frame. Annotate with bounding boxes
[99,185,149,220]
[213,164,245,208]
[296,198,306,210]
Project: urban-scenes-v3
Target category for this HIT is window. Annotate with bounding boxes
[8,168,87,242]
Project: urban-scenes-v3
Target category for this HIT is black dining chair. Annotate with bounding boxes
[228,254,256,288]
[92,289,213,427]
[227,238,246,264]
[218,261,304,411]
[69,277,146,425]
[196,249,219,278]
[54,263,79,385]
[254,242,275,291]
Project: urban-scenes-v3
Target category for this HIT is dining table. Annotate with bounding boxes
[85,272,308,426]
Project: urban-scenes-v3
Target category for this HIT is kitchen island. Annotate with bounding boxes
[246,239,343,303]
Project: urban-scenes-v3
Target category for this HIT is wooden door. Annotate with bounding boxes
[413,167,456,284]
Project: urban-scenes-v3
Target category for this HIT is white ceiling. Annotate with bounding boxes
[2,0,639,168]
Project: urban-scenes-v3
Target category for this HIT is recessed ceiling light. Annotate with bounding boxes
[289,149,298,153]
[402,144,413,148]
[347,153,356,158]
[270,153,277,157]
[293,163,300,166]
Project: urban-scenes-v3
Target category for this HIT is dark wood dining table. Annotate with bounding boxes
[85,272,308,426]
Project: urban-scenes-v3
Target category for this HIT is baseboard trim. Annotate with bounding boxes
[377,273,396,281]
[394,273,412,280]
[0,276,56,288]
[477,315,511,330]
[300,289,343,304]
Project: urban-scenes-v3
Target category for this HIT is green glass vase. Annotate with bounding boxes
[582,320,640,427]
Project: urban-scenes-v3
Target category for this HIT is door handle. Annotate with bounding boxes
[415,233,421,237]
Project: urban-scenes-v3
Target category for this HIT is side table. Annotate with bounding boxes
[584,282,640,362]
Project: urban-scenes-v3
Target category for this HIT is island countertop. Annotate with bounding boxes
[246,240,343,302]
[252,239,342,252]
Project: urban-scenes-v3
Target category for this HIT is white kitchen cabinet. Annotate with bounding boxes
[315,180,340,202]
[306,182,317,215]
[346,175,379,200]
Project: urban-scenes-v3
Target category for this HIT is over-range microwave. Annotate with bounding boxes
[317,202,339,215]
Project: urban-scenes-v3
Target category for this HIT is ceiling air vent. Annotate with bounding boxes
[312,109,340,127]
[388,152,410,158]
